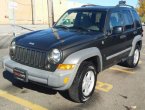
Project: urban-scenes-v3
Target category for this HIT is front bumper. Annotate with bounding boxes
[3,56,79,90]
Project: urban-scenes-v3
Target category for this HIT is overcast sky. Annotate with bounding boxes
[70,0,138,7]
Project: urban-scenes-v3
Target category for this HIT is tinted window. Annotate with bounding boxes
[132,10,141,28]
[109,12,123,29]
[55,10,106,32]
[122,10,134,30]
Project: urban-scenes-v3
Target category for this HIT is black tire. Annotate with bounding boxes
[68,61,97,103]
[119,45,140,68]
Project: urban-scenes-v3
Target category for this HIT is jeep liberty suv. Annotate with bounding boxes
[3,1,143,103]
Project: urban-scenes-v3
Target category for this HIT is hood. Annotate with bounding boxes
[15,28,101,51]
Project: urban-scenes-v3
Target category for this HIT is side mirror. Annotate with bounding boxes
[113,26,123,34]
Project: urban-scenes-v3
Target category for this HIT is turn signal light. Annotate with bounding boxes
[57,64,75,70]
[64,77,70,84]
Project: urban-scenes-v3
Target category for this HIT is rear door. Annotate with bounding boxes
[121,10,135,49]
[131,9,143,35]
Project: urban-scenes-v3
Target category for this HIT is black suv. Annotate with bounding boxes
[3,2,143,103]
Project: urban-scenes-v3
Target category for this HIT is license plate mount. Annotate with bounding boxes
[13,68,28,82]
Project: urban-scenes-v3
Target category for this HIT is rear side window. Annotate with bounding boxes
[122,10,134,30]
[109,12,124,29]
[132,10,141,28]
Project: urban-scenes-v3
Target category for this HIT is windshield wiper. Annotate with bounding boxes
[71,26,90,32]
[54,25,69,30]
[87,29,97,32]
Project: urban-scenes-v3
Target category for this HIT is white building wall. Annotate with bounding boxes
[0,0,83,24]
[53,0,83,22]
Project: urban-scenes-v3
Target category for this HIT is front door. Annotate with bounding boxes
[102,10,129,68]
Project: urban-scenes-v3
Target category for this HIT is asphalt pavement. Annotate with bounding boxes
[0,26,145,110]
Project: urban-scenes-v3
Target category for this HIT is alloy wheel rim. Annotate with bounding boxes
[133,49,139,65]
[82,70,95,97]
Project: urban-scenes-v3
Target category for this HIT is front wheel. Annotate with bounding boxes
[68,61,97,103]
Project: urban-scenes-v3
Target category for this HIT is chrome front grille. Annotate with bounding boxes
[11,46,47,70]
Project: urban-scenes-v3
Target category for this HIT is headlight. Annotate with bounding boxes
[10,41,16,56]
[10,41,16,50]
[48,49,62,64]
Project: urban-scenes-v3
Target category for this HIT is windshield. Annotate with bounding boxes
[54,10,106,32]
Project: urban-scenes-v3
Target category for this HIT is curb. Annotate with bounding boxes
[0,33,13,36]
[0,33,22,37]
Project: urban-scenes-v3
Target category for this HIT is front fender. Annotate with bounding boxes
[56,47,102,90]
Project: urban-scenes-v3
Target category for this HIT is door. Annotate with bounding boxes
[102,10,129,68]
[121,10,137,49]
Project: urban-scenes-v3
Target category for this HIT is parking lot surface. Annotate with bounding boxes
[0,27,145,110]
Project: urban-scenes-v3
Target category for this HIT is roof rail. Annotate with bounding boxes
[81,4,100,7]
[116,0,134,9]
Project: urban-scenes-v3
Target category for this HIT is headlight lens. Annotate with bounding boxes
[48,49,62,64]
[10,41,16,50]
[10,41,16,56]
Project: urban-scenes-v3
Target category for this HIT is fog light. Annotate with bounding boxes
[45,64,51,69]
[57,64,75,70]
[64,77,70,84]
[47,64,51,69]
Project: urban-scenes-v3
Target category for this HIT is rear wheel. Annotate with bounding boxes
[119,45,140,68]
[68,61,97,103]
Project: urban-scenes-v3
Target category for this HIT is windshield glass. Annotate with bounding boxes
[54,10,106,32]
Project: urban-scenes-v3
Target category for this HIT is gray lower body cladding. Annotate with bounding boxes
[3,56,79,90]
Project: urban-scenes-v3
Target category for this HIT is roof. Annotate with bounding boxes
[69,5,134,12]
[69,6,114,11]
